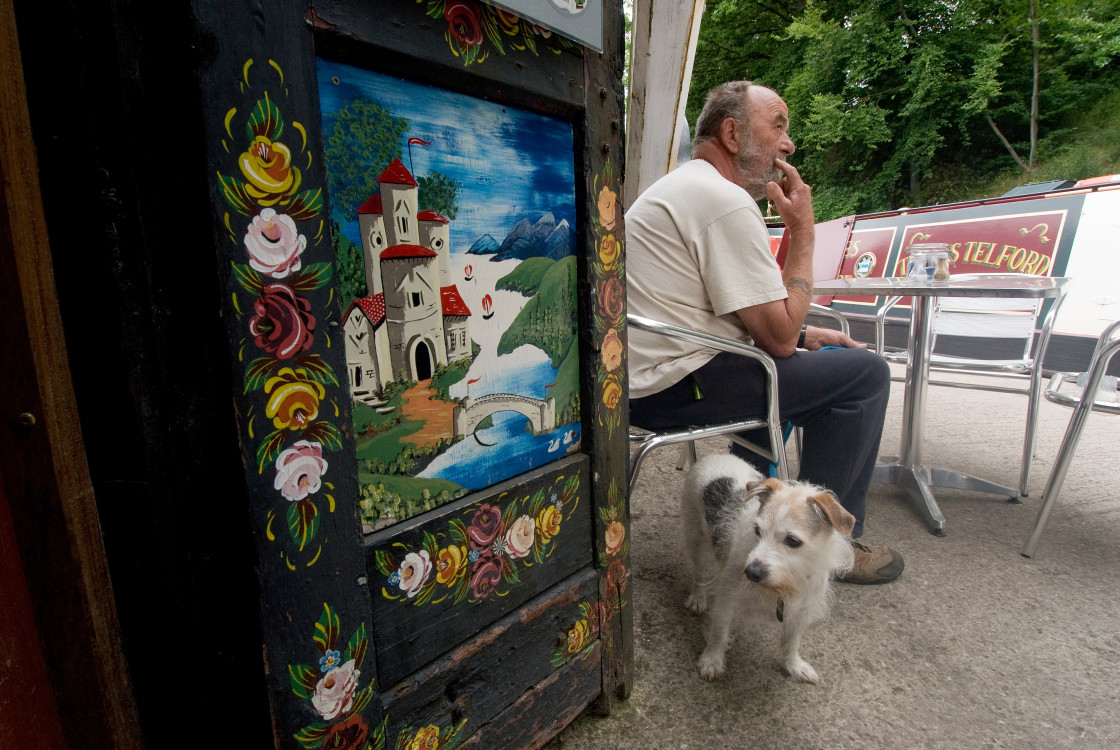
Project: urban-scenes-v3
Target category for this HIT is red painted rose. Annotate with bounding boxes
[249,283,315,360]
[321,714,369,750]
[597,275,624,326]
[445,0,484,47]
[468,503,503,550]
[470,551,503,599]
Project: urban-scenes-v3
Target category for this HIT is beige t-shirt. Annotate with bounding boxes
[626,159,786,398]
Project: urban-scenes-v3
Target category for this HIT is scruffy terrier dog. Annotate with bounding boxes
[682,453,855,684]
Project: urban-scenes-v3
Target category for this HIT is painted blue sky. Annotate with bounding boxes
[315,59,578,255]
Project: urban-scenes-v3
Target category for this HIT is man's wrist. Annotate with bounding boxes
[797,327,807,349]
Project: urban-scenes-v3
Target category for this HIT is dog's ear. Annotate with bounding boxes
[744,477,782,508]
[808,492,856,536]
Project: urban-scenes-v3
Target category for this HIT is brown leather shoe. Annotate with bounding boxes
[837,541,904,585]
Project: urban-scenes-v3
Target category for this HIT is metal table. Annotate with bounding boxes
[812,274,1071,534]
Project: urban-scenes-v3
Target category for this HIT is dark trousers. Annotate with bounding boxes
[630,347,891,538]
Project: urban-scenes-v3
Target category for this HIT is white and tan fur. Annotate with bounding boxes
[681,454,855,683]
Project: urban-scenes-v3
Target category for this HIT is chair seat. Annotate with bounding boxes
[1044,370,1120,414]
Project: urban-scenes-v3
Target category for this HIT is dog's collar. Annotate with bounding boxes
[776,598,784,623]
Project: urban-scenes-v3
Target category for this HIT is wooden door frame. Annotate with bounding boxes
[0,3,142,747]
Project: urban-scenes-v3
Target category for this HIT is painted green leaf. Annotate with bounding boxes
[289,262,333,292]
[302,420,343,452]
[351,684,374,716]
[313,602,341,654]
[256,429,288,473]
[244,357,278,393]
[293,722,331,750]
[287,497,319,551]
[285,188,323,222]
[247,93,284,142]
[218,173,254,215]
[481,13,504,54]
[288,663,319,700]
[371,716,388,750]
[295,354,339,387]
[230,262,265,295]
[374,549,396,577]
[522,26,538,55]
[345,623,368,670]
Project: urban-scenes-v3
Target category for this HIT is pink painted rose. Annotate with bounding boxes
[397,551,432,598]
[597,186,618,231]
[273,440,327,501]
[249,283,316,360]
[504,515,535,559]
[245,208,306,278]
[605,520,626,555]
[311,659,359,720]
[601,328,623,372]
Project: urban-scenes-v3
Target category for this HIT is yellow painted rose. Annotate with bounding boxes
[600,328,623,372]
[598,234,620,268]
[407,725,441,750]
[436,545,466,585]
[605,520,626,555]
[239,136,301,205]
[602,379,622,410]
[567,619,590,653]
[537,504,562,543]
[264,367,324,430]
[597,185,617,231]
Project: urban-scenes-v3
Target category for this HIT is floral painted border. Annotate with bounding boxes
[288,604,385,750]
[373,474,580,606]
[551,600,601,668]
[591,160,625,438]
[419,0,576,66]
[218,60,345,566]
[394,720,467,750]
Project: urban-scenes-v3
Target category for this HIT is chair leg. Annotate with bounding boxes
[1022,397,1096,558]
[675,441,697,470]
[1018,373,1045,498]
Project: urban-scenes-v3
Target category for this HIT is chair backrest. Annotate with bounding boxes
[774,214,855,304]
[933,296,1042,360]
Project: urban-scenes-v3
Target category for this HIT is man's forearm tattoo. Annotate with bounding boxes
[785,277,812,298]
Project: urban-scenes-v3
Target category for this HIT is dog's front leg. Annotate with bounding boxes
[697,594,736,681]
[780,624,818,684]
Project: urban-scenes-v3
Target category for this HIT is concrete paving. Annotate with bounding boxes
[548,366,1120,749]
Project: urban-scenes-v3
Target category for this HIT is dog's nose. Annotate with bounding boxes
[745,560,767,583]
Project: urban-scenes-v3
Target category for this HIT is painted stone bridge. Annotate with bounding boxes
[453,393,556,437]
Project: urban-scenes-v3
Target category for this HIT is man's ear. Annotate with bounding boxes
[718,116,740,154]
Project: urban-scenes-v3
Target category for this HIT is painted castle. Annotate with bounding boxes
[344,158,471,404]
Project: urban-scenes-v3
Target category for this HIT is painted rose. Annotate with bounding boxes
[567,619,590,653]
[273,440,327,501]
[470,551,503,599]
[397,551,432,598]
[264,368,324,430]
[597,185,617,231]
[311,659,359,720]
[602,379,622,410]
[321,714,369,750]
[445,0,484,47]
[597,274,624,325]
[239,135,301,206]
[598,234,620,268]
[407,725,441,750]
[537,504,562,544]
[436,544,466,585]
[504,515,536,559]
[249,284,315,360]
[607,557,628,596]
[245,208,306,278]
[600,328,623,372]
[467,503,503,550]
[605,520,626,555]
[495,8,520,35]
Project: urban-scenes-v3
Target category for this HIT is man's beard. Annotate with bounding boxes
[735,142,784,200]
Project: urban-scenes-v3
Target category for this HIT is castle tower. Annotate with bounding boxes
[418,210,451,288]
[357,194,386,296]
[379,158,419,248]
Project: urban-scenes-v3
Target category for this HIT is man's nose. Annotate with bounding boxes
[780,133,795,155]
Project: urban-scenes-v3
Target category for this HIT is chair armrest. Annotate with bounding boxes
[808,302,850,336]
[874,295,903,356]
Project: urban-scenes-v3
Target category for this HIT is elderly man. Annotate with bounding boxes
[627,80,903,584]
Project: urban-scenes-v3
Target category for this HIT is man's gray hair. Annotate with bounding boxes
[693,80,754,149]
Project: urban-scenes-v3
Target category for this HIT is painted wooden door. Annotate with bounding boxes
[191,0,631,746]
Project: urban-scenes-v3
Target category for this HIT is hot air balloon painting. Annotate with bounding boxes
[464,264,473,281]
[481,294,494,320]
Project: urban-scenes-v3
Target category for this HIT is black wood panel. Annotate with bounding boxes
[365,455,593,685]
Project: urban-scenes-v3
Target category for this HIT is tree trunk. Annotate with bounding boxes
[1029,0,1040,169]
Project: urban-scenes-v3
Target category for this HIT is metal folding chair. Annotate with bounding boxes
[1021,320,1120,557]
[874,275,1067,497]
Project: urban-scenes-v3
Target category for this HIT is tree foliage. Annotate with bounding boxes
[687,0,1120,218]
[325,98,410,221]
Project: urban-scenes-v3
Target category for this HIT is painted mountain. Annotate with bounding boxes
[467,213,574,261]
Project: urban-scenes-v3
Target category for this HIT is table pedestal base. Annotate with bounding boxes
[873,460,1018,536]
